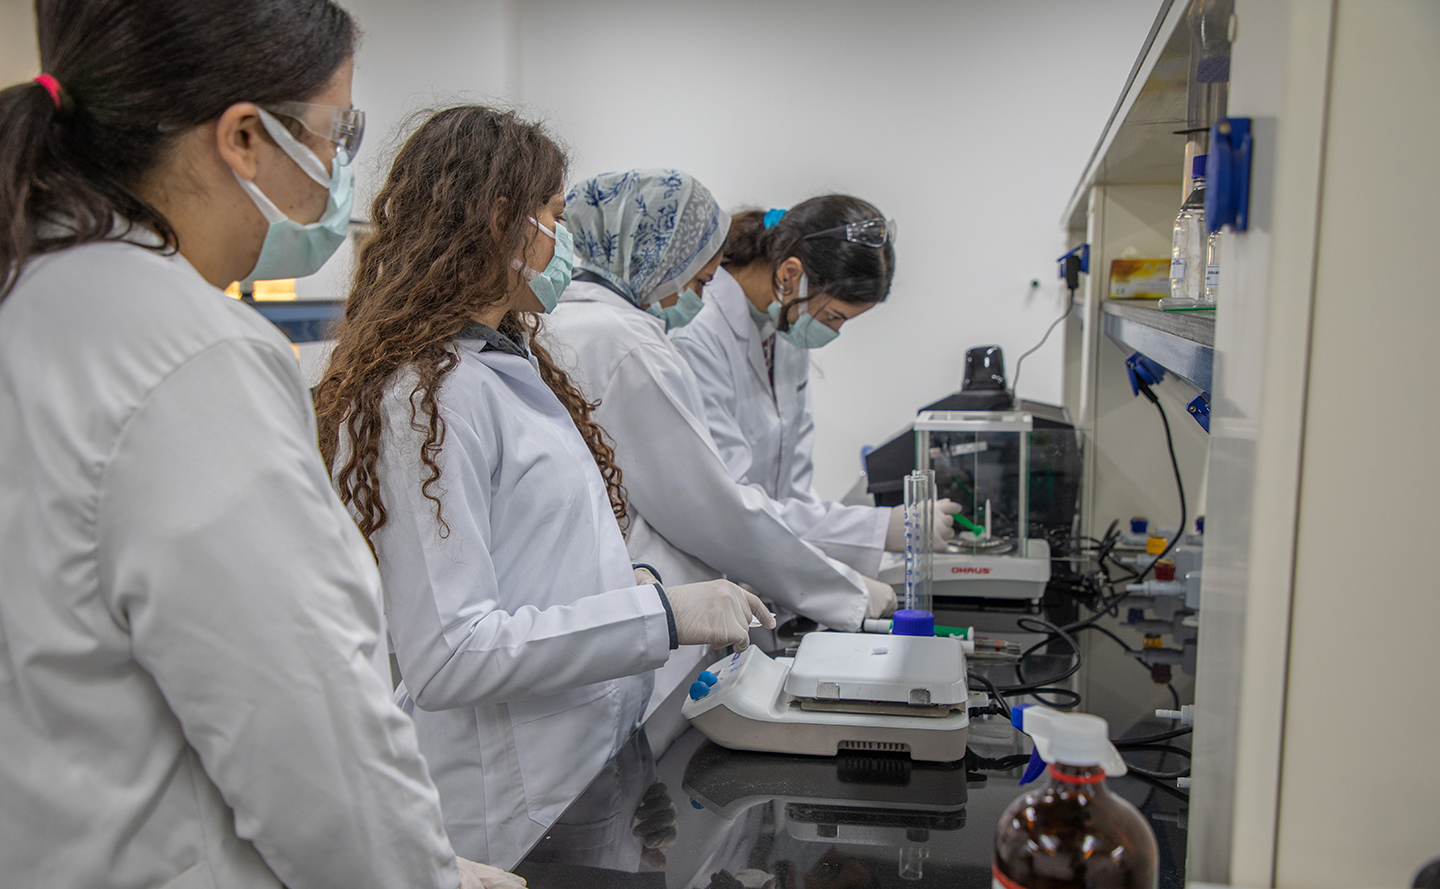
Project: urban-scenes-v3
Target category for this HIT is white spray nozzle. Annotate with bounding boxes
[1013,705,1127,777]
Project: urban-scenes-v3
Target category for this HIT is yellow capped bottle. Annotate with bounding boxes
[993,706,1158,889]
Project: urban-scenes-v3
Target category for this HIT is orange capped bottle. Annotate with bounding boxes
[993,706,1158,889]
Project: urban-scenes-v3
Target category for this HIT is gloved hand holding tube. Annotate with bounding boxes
[456,857,527,889]
[667,579,776,650]
[884,498,961,551]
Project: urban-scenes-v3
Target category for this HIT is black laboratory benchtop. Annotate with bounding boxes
[514,599,1191,889]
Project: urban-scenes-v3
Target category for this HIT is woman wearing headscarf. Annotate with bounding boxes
[314,111,769,870]
[545,170,896,639]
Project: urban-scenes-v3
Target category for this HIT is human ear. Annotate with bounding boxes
[213,102,266,181]
[776,256,804,295]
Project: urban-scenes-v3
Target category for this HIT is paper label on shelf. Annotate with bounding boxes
[1169,257,1186,280]
[1109,258,1169,299]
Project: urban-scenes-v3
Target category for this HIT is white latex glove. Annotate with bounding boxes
[456,857,526,889]
[667,579,776,650]
[884,499,962,551]
[862,576,897,619]
[634,565,660,586]
[934,498,960,544]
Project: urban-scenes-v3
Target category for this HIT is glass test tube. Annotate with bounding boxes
[903,469,935,614]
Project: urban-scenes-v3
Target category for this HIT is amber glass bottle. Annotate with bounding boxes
[992,761,1158,889]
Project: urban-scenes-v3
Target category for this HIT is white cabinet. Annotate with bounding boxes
[1063,2,1440,886]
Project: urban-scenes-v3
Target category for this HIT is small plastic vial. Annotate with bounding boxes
[1204,230,1221,303]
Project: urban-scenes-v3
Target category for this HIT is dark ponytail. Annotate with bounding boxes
[0,0,358,300]
[723,195,896,326]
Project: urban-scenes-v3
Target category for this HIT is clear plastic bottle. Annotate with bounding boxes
[993,707,1158,889]
[1160,155,1210,311]
[1204,229,1221,303]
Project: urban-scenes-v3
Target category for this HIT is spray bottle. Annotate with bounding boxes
[993,706,1158,889]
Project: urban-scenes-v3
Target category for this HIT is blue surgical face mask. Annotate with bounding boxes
[647,285,704,331]
[512,217,574,313]
[767,273,840,350]
[234,107,353,283]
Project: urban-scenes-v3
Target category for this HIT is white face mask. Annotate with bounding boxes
[233,107,353,283]
[767,273,840,350]
[646,284,704,331]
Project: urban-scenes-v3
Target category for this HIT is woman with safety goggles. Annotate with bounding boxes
[0,2,516,889]
[672,197,959,581]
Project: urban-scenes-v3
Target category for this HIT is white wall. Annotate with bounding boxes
[298,0,516,298]
[0,1,37,86]
[4,0,1160,499]
[515,0,1159,497]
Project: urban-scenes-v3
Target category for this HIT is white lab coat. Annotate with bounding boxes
[543,281,870,631]
[0,241,456,889]
[672,267,889,576]
[370,332,673,869]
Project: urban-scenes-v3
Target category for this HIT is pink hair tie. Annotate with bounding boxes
[33,73,62,109]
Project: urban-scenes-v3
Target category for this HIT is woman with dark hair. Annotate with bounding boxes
[0,3,517,888]
[672,198,958,579]
[314,109,768,869]
[546,171,898,633]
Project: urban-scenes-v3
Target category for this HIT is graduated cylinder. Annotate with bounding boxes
[902,469,936,615]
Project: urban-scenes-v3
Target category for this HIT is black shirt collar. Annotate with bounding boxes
[457,321,529,359]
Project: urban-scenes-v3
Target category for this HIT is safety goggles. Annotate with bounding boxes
[262,101,366,163]
[802,217,896,249]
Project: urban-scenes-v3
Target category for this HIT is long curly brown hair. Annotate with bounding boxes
[314,105,626,555]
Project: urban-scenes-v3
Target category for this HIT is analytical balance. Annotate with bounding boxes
[680,625,973,763]
[878,410,1054,603]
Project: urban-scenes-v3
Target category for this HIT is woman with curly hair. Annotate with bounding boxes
[313,106,770,868]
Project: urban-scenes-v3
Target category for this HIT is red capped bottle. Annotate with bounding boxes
[993,706,1158,889]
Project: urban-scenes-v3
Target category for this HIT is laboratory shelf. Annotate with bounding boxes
[1102,299,1214,392]
[1062,0,1187,231]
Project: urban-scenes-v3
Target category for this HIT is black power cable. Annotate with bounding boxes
[1011,253,1083,399]
[967,670,1009,716]
[1059,390,1187,637]
[1119,743,1191,781]
[987,617,1083,709]
[1114,726,1192,747]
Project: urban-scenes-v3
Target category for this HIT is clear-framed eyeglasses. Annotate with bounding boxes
[262,101,366,164]
[802,217,896,248]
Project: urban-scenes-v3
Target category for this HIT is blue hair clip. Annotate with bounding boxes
[763,208,787,229]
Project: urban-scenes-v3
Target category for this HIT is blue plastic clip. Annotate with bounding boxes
[1206,118,1252,233]
[1125,352,1166,397]
[762,208,787,229]
[1056,243,1090,278]
[1188,391,1211,433]
[1009,704,1049,785]
[1019,749,1048,785]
